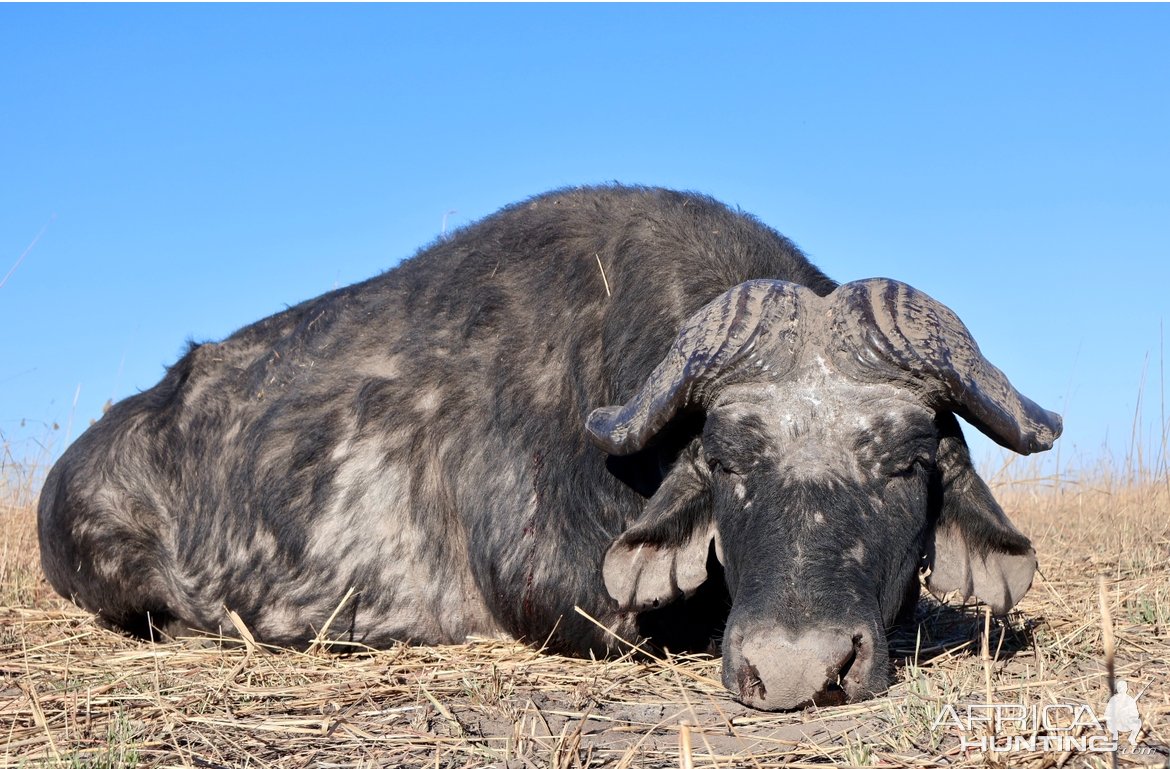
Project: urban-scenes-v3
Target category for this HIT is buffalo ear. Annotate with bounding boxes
[603,454,715,611]
[924,414,1037,615]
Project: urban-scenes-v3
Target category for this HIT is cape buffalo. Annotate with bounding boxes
[38,185,1061,710]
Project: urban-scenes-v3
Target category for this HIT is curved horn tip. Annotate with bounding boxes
[1024,409,1063,454]
[585,406,634,455]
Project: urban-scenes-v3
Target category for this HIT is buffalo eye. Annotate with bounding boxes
[888,455,934,479]
[707,456,739,476]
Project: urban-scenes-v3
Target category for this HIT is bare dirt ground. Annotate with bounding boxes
[2,464,1168,768]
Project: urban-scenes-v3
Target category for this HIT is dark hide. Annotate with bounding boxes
[38,185,1060,711]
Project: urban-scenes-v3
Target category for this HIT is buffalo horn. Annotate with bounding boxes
[830,279,1062,454]
[586,280,807,455]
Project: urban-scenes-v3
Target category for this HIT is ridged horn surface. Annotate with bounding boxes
[829,278,1062,454]
[586,280,807,455]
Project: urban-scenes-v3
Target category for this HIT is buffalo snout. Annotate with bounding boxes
[722,623,877,710]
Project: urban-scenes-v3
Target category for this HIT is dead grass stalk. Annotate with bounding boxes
[2,456,1167,767]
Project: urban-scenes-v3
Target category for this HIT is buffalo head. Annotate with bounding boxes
[587,278,1061,710]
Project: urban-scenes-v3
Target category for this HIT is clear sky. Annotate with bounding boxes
[2,5,1167,482]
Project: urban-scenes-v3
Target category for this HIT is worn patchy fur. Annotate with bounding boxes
[38,185,1058,711]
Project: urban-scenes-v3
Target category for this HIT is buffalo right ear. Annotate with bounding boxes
[603,454,716,611]
[924,414,1038,615]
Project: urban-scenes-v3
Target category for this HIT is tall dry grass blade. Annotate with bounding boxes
[981,605,995,765]
[1160,321,1169,495]
[419,683,463,737]
[1099,576,1120,769]
[20,682,60,762]
[573,604,660,661]
[307,585,357,653]
[1130,353,1149,483]
[678,720,694,769]
[595,253,612,297]
[0,214,54,291]
[224,606,258,654]
[1098,577,1116,698]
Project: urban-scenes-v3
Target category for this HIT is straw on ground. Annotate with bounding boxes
[2,461,1167,768]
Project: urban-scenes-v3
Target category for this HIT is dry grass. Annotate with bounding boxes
[2,459,1168,768]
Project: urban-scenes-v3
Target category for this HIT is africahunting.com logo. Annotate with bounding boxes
[931,678,1164,755]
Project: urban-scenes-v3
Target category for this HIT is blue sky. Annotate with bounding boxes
[2,4,1167,479]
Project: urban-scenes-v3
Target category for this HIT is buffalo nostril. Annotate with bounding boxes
[835,634,862,684]
[844,630,875,685]
[812,682,848,707]
[811,634,863,707]
[727,625,878,710]
[737,661,767,702]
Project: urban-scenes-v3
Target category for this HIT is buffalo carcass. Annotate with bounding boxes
[38,185,1061,710]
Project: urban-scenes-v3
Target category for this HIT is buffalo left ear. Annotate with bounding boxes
[602,453,716,611]
[924,414,1037,615]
